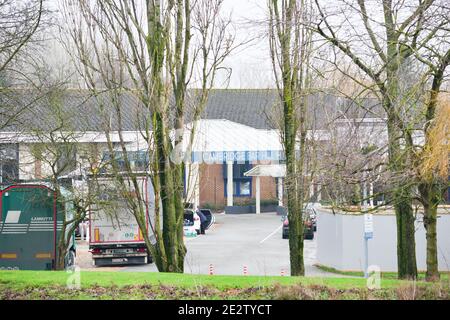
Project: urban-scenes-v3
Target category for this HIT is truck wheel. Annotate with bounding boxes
[147,254,153,264]
[65,250,76,269]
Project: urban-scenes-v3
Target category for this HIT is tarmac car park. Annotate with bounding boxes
[74,210,322,276]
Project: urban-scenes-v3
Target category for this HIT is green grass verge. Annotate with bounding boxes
[315,264,450,281]
[0,269,429,290]
[1,270,448,300]
[0,270,385,289]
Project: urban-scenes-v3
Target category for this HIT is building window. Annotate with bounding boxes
[102,150,149,173]
[238,180,251,196]
[132,151,149,172]
[102,151,126,172]
[0,144,19,184]
[223,162,252,197]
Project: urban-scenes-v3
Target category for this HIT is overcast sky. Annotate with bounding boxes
[44,0,449,90]
[46,0,275,89]
[219,0,274,88]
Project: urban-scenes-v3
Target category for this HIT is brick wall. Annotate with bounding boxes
[199,163,277,206]
[199,163,225,206]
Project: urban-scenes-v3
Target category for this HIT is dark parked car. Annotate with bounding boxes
[199,209,215,230]
[282,214,314,240]
[308,209,317,232]
[304,203,319,231]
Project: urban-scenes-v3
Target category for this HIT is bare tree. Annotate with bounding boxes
[314,0,450,280]
[0,0,48,131]
[61,0,237,273]
[267,0,316,276]
[319,114,389,211]
[21,81,106,269]
[415,49,450,281]
[0,0,45,74]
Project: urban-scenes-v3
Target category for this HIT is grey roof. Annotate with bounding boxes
[200,89,277,129]
[0,88,385,133]
[200,89,384,129]
[0,89,146,133]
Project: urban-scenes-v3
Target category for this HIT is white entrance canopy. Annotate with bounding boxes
[244,164,286,214]
[181,120,285,209]
[244,164,286,178]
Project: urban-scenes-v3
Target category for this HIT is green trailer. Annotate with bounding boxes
[0,184,76,270]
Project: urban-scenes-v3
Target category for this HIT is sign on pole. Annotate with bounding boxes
[363,213,374,278]
[364,213,374,239]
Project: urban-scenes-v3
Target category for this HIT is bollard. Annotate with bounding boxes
[281,268,285,276]
[209,264,214,275]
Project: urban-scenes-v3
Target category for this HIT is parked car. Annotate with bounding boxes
[307,208,317,232]
[305,202,319,231]
[183,209,201,235]
[282,214,314,240]
[199,209,215,230]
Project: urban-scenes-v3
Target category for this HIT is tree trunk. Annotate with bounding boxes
[424,204,439,281]
[386,120,418,279]
[387,115,417,280]
[146,0,187,273]
[394,193,418,280]
[419,182,441,282]
[56,238,66,270]
[152,110,186,273]
[270,0,307,277]
[56,222,77,270]
[174,163,187,273]
[284,89,305,276]
[288,203,305,276]
[384,48,418,279]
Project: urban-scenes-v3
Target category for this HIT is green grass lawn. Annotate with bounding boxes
[0,270,404,289]
[1,270,448,300]
[315,264,450,281]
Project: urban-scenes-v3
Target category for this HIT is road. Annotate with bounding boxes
[76,212,337,276]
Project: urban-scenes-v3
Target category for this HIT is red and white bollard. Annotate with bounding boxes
[243,265,248,276]
[281,268,286,276]
[209,264,214,275]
